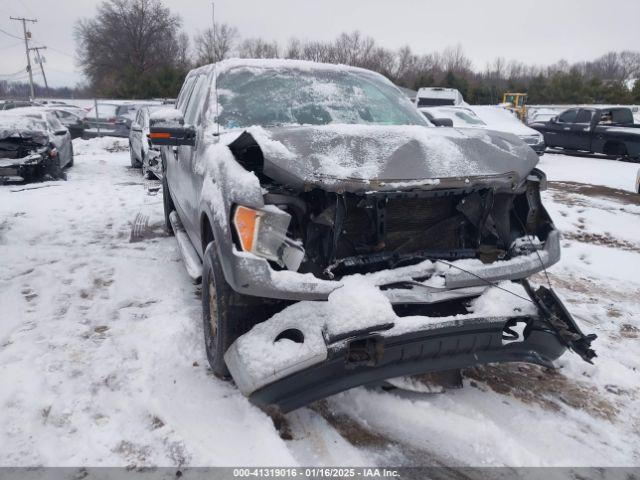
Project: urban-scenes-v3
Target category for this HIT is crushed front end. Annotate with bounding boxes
[219,130,596,411]
[0,130,55,183]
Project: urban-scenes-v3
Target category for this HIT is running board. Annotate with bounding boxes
[169,210,202,283]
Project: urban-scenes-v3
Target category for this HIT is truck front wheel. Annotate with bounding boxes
[201,242,262,378]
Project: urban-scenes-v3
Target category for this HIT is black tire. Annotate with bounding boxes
[162,175,175,235]
[603,142,627,158]
[201,242,262,378]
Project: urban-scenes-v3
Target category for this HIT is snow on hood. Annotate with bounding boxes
[241,124,537,193]
[0,115,48,142]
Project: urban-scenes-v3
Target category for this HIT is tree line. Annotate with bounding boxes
[4,0,640,104]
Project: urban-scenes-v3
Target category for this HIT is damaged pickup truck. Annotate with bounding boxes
[150,59,596,413]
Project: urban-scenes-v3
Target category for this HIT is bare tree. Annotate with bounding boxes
[284,38,302,59]
[194,22,238,65]
[441,44,472,74]
[238,38,279,59]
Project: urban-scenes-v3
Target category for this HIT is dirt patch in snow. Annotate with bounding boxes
[549,181,640,207]
[562,231,640,253]
[619,324,639,339]
[464,364,619,421]
[531,272,640,304]
[310,400,393,448]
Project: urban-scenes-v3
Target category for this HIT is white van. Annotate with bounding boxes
[415,87,466,107]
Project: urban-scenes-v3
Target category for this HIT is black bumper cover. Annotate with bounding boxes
[249,281,596,413]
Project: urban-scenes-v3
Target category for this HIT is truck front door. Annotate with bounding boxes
[568,109,595,151]
[545,108,578,149]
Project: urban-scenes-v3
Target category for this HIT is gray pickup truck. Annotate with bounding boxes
[149,59,595,412]
[530,107,640,160]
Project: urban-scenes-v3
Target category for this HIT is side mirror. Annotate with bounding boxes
[149,126,195,146]
[550,117,557,124]
[148,109,194,146]
[432,117,454,127]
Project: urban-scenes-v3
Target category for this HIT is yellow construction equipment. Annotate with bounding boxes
[502,93,528,121]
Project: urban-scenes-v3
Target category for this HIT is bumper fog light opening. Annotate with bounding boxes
[275,328,305,344]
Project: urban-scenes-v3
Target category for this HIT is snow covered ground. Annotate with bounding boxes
[1,141,639,467]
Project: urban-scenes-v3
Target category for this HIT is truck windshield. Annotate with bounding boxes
[216,67,429,128]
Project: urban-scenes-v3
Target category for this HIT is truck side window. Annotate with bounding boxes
[575,110,593,124]
[184,75,209,126]
[177,76,196,113]
[558,109,578,123]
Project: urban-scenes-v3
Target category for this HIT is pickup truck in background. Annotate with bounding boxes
[529,107,640,161]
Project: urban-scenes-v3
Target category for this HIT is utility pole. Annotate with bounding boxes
[30,46,48,95]
[10,16,38,100]
[211,2,216,61]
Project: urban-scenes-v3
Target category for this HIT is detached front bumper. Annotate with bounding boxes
[225,280,596,412]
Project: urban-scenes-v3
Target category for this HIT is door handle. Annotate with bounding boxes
[564,127,570,130]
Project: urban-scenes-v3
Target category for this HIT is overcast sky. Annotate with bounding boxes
[1,0,639,88]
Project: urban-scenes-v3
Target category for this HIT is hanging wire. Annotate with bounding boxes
[433,258,535,304]
[512,210,553,289]
[0,27,22,41]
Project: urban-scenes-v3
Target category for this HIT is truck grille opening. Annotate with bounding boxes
[340,194,466,254]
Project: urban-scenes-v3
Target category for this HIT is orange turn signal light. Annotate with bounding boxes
[233,206,258,252]
[149,132,172,139]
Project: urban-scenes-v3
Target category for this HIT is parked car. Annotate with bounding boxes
[129,105,163,179]
[82,103,129,138]
[83,102,162,139]
[470,106,546,155]
[419,106,487,128]
[149,59,595,412]
[415,87,466,107]
[421,106,546,155]
[45,107,85,139]
[0,108,73,183]
[529,107,640,161]
[0,100,37,111]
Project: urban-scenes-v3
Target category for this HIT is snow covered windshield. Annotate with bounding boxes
[216,67,428,129]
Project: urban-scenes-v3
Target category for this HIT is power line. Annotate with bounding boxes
[34,42,74,58]
[0,26,22,40]
[0,41,22,50]
[0,68,28,77]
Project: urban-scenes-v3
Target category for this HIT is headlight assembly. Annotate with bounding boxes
[233,205,304,271]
